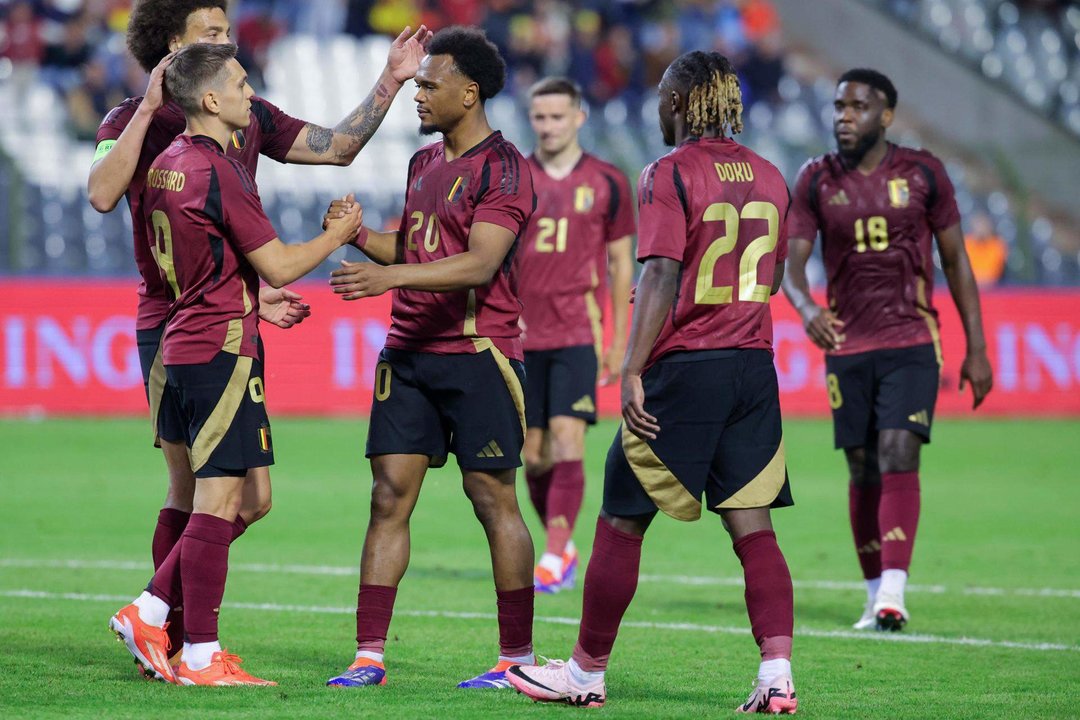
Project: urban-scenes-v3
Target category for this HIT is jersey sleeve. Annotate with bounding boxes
[472,151,535,236]
[218,160,279,254]
[93,98,140,161]
[786,160,820,244]
[923,154,961,232]
[250,97,307,164]
[636,158,687,262]
[603,169,636,242]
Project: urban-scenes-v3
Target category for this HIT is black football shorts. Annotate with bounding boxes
[603,349,793,521]
[166,351,274,478]
[824,343,940,449]
[524,344,599,428]
[366,345,526,471]
[136,321,184,446]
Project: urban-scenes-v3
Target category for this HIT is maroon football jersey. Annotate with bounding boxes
[516,153,635,352]
[142,135,279,365]
[95,96,305,330]
[384,132,535,361]
[787,143,961,356]
[637,136,790,370]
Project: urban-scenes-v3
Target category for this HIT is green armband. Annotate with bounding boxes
[93,140,116,163]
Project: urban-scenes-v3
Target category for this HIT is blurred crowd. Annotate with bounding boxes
[0,0,786,137]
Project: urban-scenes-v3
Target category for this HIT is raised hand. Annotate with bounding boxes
[323,197,363,245]
[323,193,356,230]
[387,25,433,84]
[144,51,176,113]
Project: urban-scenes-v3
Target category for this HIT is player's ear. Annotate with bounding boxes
[168,36,183,52]
[463,81,479,109]
[202,90,219,115]
[574,108,586,130]
[669,90,682,117]
[881,107,895,129]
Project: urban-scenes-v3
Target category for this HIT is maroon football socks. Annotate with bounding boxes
[496,586,534,658]
[733,529,794,661]
[879,471,920,572]
[152,508,190,652]
[355,584,398,653]
[849,483,883,580]
[525,467,553,522]
[572,517,643,672]
[178,513,236,643]
[545,461,585,556]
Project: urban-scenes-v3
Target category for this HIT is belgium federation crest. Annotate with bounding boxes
[887,178,910,208]
[230,129,246,150]
[447,176,465,203]
[574,185,594,213]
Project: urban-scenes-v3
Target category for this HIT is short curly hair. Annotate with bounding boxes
[426,26,506,102]
[126,0,228,72]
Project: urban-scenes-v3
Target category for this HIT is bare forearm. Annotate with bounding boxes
[609,259,633,348]
[942,256,988,353]
[354,227,400,265]
[384,252,497,293]
[264,233,342,288]
[780,239,816,313]
[87,106,155,212]
[300,69,402,166]
[623,259,679,376]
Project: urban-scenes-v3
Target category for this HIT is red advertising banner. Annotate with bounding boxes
[1,279,1078,417]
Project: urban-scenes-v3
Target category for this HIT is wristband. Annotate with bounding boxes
[350,227,369,250]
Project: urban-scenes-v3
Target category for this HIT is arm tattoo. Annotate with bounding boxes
[332,86,392,161]
[305,124,334,155]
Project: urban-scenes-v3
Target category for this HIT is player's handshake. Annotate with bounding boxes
[322,194,363,246]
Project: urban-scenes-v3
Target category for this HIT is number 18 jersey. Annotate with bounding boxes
[637,136,790,370]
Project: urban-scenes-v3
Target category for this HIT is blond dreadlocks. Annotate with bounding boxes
[671,51,744,137]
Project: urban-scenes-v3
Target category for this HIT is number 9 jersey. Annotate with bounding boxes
[636,136,790,370]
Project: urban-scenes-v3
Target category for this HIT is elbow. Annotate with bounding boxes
[261,270,289,289]
[470,264,499,288]
[87,189,118,213]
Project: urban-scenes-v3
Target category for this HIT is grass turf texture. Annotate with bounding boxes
[0,417,1077,719]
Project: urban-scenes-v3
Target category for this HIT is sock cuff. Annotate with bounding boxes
[595,516,644,549]
[358,584,398,601]
[881,471,920,493]
[231,515,248,540]
[183,513,235,546]
[496,586,534,604]
[732,529,778,559]
[158,508,191,529]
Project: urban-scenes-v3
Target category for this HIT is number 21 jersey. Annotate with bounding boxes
[637,136,790,370]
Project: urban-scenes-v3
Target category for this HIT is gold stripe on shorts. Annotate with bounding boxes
[190,355,252,473]
[471,337,526,439]
[620,424,702,522]
[147,345,167,437]
[715,438,787,510]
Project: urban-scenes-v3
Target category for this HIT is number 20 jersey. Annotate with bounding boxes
[637,136,790,370]
[787,143,960,356]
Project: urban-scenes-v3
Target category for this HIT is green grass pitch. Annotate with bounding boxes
[0,417,1077,719]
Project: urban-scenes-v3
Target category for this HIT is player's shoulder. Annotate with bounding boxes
[99,96,143,128]
[891,144,948,174]
[794,152,835,180]
[408,140,444,170]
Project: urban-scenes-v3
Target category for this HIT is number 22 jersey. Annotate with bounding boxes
[637,136,790,370]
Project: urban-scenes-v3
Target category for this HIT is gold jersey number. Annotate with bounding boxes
[406,211,441,252]
[535,216,569,253]
[150,210,181,299]
[854,216,890,253]
[695,201,779,304]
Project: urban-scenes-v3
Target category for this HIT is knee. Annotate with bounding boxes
[245,498,272,524]
[523,451,545,477]
[877,435,919,474]
[369,478,407,524]
[548,428,584,463]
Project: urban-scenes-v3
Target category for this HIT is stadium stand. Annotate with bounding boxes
[0,0,1076,285]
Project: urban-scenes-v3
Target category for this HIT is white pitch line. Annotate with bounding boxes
[2,557,1078,599]
[1,588,1076,654]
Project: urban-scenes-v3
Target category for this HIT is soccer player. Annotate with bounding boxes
[506,50,798,714]
[321,27,537,690]
[516,77,635,594]
[782,68,993,632]
[89,0,427,658]
[109,43,364,685]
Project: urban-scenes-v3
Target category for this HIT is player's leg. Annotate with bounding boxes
[523,350,554,526]
[871,344,939,631]
[507,425,661,708]
[846,443,883,629]
[329,349,443,688]
[455,466,535,687]
[534,415,586,591]
[825,350,879,629]
[534,345,598,591]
